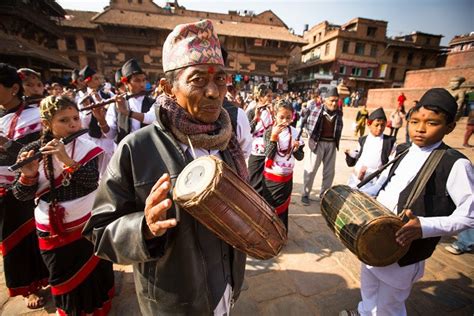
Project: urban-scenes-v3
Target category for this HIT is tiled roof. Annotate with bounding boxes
[0,32,76,68]
[91,9,306,44]
[61,9,99,29]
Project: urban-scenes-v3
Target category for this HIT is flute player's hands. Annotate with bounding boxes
[17,150,40,177]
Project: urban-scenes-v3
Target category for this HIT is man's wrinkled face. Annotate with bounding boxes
[172,64,227,123]
[324,96,339,111]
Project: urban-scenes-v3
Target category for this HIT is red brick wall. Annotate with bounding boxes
[404,65,474,88]
[366,88,428,110]
[446,50,474,68]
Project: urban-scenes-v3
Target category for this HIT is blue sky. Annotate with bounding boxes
[57,0,473,46]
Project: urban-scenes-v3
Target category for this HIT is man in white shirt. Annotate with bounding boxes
[101,59,156,144]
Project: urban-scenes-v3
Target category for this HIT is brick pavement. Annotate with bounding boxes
[1,107,472,315]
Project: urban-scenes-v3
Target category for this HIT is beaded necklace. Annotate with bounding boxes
[276,126,292,157]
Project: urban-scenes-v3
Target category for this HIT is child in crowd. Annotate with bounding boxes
[345,107,396,188]
[0,63,48,309]
[341,88,473,316]
[50,83,63,97]
[388,105,405,138]
[262,100,304,231]
[247,83,274,195]
[12,95,114,315]
[17,68,44,104]
[354,104,369,137]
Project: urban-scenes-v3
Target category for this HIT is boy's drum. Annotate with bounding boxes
[173,156,287,260]
[321,185,409,266]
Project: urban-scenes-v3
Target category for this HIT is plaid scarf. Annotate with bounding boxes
[157,94,248,181]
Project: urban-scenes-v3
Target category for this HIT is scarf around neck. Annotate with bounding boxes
[157,94,249,181]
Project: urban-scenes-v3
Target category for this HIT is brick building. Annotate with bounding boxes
[57,0,305,91]
[445,32,474,68]
[289,17,443,97]
[0,0,76,80]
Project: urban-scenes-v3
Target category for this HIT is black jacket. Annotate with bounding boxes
[82,106,246,315]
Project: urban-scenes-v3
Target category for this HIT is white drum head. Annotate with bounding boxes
[175,156,217,199]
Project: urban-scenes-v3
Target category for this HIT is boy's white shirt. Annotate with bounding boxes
[364,140,474,238]
[360,140,474,289]
[347,132,393,188]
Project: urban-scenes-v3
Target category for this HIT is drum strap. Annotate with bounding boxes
[400,148,447,215]
[357,147,409,188]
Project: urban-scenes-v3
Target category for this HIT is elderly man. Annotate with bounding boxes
[301,87,343,205]
[83,20,249,315]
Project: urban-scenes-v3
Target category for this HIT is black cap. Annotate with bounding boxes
[121,59,143,78]
[327,87,339,98]
[419,88,457,118]
[368,107,387,121]
[79,66,96,80]
[115,69,123,84]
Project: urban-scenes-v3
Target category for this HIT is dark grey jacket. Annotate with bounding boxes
[83,106,246,315]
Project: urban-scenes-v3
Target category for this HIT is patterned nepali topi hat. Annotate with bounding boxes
[162,19,224,73]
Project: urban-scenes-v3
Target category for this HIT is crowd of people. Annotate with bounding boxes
[0,19,472,316]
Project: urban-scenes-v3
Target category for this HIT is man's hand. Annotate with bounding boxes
[395,209,422,247]
[91,106,107,122]
[143,173,177,240]
[115,94,128,115]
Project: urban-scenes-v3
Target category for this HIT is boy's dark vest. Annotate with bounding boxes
[89,90,112,139]
[346,134,395,167]
[382,142,467,266]
[116,94,155,144]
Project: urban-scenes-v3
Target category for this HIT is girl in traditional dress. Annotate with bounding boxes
[12,95,114,315]
[17,68,45,107]
[247,83,274,194]
[0,63,48,309]
[262,100,304,231]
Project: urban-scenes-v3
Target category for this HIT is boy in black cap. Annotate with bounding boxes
[345,107,396,188]
[70,69,86,105]
[341,88,473,316]
[102,58,156,144]
[301,86,343,205]
[78,65,116,175]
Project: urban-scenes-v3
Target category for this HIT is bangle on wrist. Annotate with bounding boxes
[19,172,39,186]
[128,110,133,117]
[99,122,108,128]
